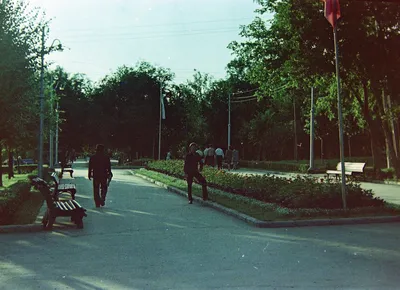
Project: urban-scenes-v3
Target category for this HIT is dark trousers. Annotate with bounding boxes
[216,155,223,169]
[187,171,208,201]
[93,178,108,206]
[205,156,214,167]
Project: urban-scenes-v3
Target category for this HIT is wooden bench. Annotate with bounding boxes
[326,162,366,180]
[30,177,87,230]
[61,163,74,178]
[51,172,77,200]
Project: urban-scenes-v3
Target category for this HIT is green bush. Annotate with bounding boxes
[239,160,309,173]
[0,180,32,225]
[146,160,384,210]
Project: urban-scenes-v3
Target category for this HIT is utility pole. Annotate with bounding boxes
[293,96,298,161]
[333,16,347,210]
[308,87,315,172]
[228,93,231,148]
[55,101,59,166]
[158,83,162,160]
[38,26,45,178]
[49,79,54,169]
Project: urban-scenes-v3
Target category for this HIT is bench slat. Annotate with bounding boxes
[326,170,353,175]
[63,202,73,210]
[68,200,76,210]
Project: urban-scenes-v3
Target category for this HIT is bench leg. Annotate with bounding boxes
[42,211,49,229]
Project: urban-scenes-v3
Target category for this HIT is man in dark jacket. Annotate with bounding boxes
[88,144,112,207]
[184,142,208,204]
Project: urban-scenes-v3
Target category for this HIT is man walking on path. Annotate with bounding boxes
[184,142,208,204]
[215,146,224,170]
[88,144,112,208]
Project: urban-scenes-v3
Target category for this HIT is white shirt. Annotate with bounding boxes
[215,148,224,158]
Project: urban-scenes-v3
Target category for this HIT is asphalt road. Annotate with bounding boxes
[1,163,400,289]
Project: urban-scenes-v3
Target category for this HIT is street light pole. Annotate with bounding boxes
[49,84,54,169]
[38,26,45,178]
[158,83,162,160]
[55,101,59,165]
[308,87,315,172]
[228,93,231,148]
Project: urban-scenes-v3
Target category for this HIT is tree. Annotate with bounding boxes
[0,1,45,184]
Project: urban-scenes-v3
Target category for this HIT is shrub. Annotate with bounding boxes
[0,180,32,225]
[146,160,384,210]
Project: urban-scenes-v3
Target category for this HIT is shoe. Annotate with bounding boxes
[100,199,105,206]
[188,200,193,204]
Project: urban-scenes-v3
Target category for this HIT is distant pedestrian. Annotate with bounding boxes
[184,142,208,204]
[225,146,233,170]
[205,144,215,167]
[88,144,112,208]
[215,146,224,170]
[232,147,239,170]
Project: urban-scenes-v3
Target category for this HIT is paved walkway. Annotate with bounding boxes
[1,161,400,289]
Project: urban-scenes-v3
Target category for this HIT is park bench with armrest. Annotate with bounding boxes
[61,163,74,178]
[51,172,77,200]
[30,177,87,230]
[326,162,366,180]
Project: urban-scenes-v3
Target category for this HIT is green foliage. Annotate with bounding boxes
[147,160,384,209]
[0,180,32,225]
[239,160,309,173]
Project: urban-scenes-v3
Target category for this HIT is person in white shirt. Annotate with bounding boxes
[215,146,224,170]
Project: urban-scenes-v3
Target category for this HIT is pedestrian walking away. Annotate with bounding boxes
[232,147,239,170]
[205,144,215,167]
[88,144,112,208]
[184,142,208,204]
[215,146,224,170]
[225,146,233,170]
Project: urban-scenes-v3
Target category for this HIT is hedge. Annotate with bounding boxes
[0,180,32,225]
[146,160,385,210]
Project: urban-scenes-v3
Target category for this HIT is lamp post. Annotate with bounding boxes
[37,26,62,177]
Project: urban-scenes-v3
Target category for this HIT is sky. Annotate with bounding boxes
[27,0,266,84]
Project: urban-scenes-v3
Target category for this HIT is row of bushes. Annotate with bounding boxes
[2,164,40,174]
[238,160,310,173]
[0,181,32,225]
[146,160,385,210]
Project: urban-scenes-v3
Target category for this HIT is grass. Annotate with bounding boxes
[10,190,44,225]
[0,174,30,189]
[135,169,400,221]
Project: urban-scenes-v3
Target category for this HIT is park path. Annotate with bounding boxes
[1,160,400,289]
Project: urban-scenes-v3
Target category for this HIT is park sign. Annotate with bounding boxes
[324,0,341,28]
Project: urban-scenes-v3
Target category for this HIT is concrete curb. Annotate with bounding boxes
[133,171,400,228]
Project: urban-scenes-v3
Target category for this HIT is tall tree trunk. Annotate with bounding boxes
[0,143,3,187]
[8,148,14,179]
[387,95,398,158]
[361,83,385,173]
[379,89,400,174]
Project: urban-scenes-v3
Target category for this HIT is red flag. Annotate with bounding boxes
[324,0,341,28]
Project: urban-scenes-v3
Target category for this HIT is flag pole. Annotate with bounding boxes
[333,12,347,210]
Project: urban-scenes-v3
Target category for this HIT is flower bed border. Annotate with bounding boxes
[134,170,400,228]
